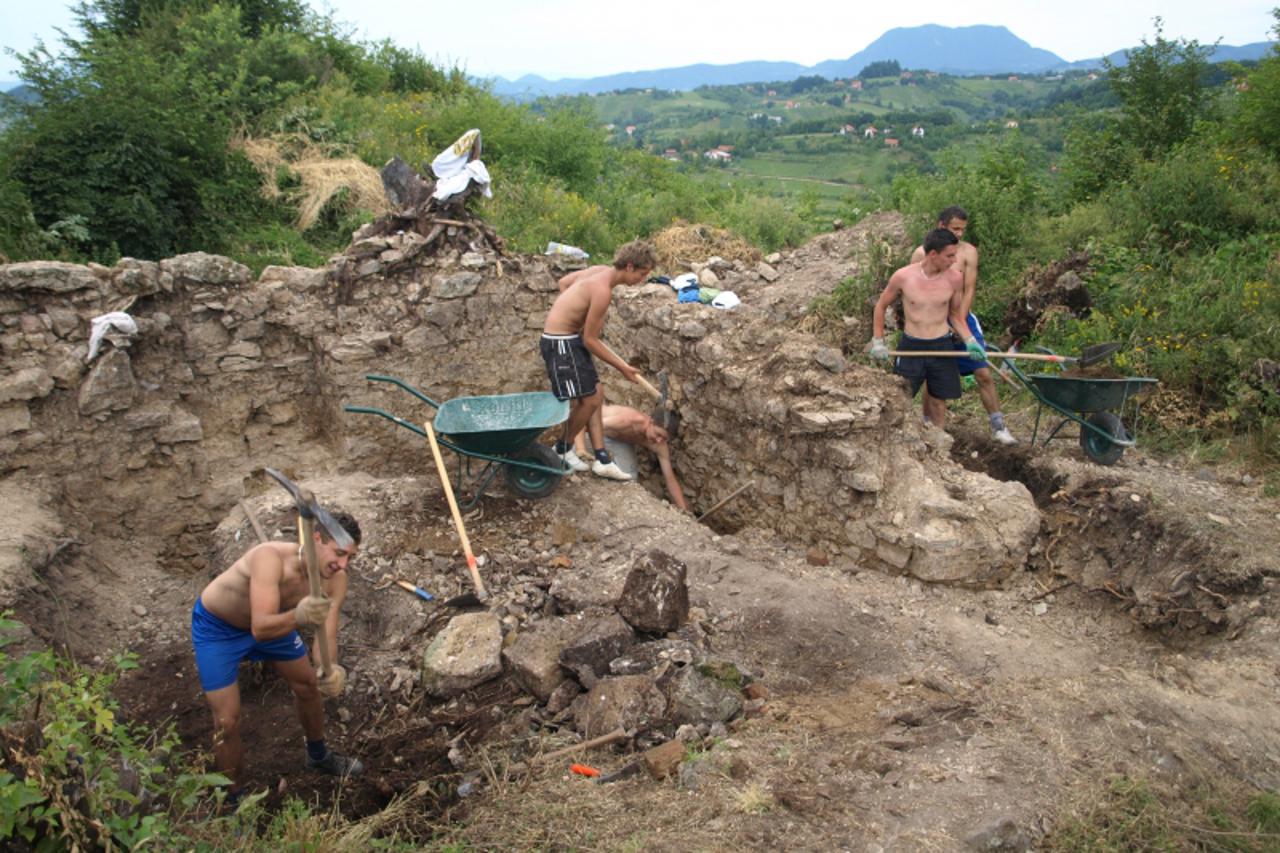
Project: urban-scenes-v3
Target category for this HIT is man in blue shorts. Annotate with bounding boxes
[910,206,1016,444]
[871,228,984,430]
[191,512,363,804]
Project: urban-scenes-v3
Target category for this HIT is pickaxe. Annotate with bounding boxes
[264,468,354,678]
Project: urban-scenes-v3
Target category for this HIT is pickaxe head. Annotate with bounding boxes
[263,468,355,549]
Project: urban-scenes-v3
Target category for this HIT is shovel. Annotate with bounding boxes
[423,420,488,606]
[887,341,1121,367]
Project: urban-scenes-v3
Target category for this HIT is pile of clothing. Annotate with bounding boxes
[656,273,740,309]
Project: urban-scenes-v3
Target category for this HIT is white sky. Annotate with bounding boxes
[3,0,1275,83]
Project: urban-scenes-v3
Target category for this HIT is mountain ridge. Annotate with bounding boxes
[490,24,1274,98]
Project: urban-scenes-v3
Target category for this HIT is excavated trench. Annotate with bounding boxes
[949,432,1265,635]
[4,225,1273,832]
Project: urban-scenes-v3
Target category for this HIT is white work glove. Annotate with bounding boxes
[869,337,889,360]
[294,595,330,631]
[317,663,347,697]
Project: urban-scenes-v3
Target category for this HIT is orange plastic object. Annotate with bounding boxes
[569,763,600,778]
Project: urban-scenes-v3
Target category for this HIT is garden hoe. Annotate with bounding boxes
[263,468,355,679]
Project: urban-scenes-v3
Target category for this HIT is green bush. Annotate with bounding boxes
[1107,142,1271,251]
[0,614,228,848]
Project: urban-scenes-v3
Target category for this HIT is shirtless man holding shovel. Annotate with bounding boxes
[190,512,363,804]
[870,228,985,429]
[541,239,656,481]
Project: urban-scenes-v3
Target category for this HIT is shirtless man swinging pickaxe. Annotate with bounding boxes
[190,469,364,805]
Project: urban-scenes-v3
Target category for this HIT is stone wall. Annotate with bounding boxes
[0,228,1038,605]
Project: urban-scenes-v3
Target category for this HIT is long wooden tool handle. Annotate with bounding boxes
[634,372,664,402]
[887,350,1067,362]
[697,480,756,523]
[508,727,629,774]
[297,510,332,677]
[424,421,487,600]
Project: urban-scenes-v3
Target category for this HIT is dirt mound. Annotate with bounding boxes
[1003,250,1093,343]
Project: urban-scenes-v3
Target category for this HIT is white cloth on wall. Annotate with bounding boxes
[86,311,138,361]
[431,129,492,201]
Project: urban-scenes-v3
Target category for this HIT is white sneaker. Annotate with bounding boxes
[591,460,633,481]
[558,447,589,473]
[992,428,1017,446]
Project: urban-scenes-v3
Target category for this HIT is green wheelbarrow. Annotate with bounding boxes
[1003,358,1158,466]
[345,375,569,509]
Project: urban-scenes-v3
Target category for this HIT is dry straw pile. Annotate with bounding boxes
[651,222,761,273]
[234,136,389,231]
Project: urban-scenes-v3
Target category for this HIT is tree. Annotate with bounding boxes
[858,60,901,80]
[1230,9,1280,156]
[1105,18,1214,157]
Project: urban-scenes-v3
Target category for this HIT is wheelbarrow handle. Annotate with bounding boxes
[364,374,442,409]
[343,405,428,437]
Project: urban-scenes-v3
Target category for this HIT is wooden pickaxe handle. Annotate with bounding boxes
[634,372,664,402]
[296,490,332,678]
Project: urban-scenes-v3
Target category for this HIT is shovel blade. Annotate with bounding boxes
[1078,342,1123,367]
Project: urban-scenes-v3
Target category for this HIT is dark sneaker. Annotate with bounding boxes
[306,749,364,778]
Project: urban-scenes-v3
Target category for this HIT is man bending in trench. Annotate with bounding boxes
[574,403,690,512]
[191,512,364,804]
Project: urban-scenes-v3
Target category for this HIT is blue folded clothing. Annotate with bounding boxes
[677,287,701,304]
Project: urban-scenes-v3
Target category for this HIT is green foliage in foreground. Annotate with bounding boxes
[0,614,428,850]
[0,614,230,848]
[1047,775,1280,852]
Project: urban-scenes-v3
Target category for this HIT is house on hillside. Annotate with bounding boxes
[864,125,878,139]
[839,123,856,136]
[716,144,735,153]
[768,115,783,124]
[1007,75,1019,82]
[850,79,864,91]
[767,89,777,96]
[900,71,913,80]
[704,149,732,162]
[625,125,637,136]
[911,125,925,138]
[884,138,900,148]
[1004,120,1020,129]
[664,148,680,161]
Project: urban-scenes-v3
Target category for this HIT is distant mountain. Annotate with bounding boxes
[487,24,1275,98]
[3,84,39,104]
[812,24,1064,78]
[492,61,808,99]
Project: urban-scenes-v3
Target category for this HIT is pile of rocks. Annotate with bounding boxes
[422,549,759,761]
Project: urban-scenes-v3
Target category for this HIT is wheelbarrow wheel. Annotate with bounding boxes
[1079,412,1127,466]
[505,443,564,500]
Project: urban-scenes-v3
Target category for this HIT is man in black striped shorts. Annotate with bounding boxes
[541,240,656,481]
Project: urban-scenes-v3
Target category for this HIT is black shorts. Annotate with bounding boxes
[894,333,962,400]
[540,333,599,400]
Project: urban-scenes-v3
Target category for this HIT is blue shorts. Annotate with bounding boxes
[952,313,989,375]
[191,598,307,692]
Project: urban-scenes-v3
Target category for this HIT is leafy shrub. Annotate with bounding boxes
[0,614,228,848]
[1107,143,1270,251]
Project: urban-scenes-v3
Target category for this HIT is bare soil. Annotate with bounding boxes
[7,220,1280,849]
